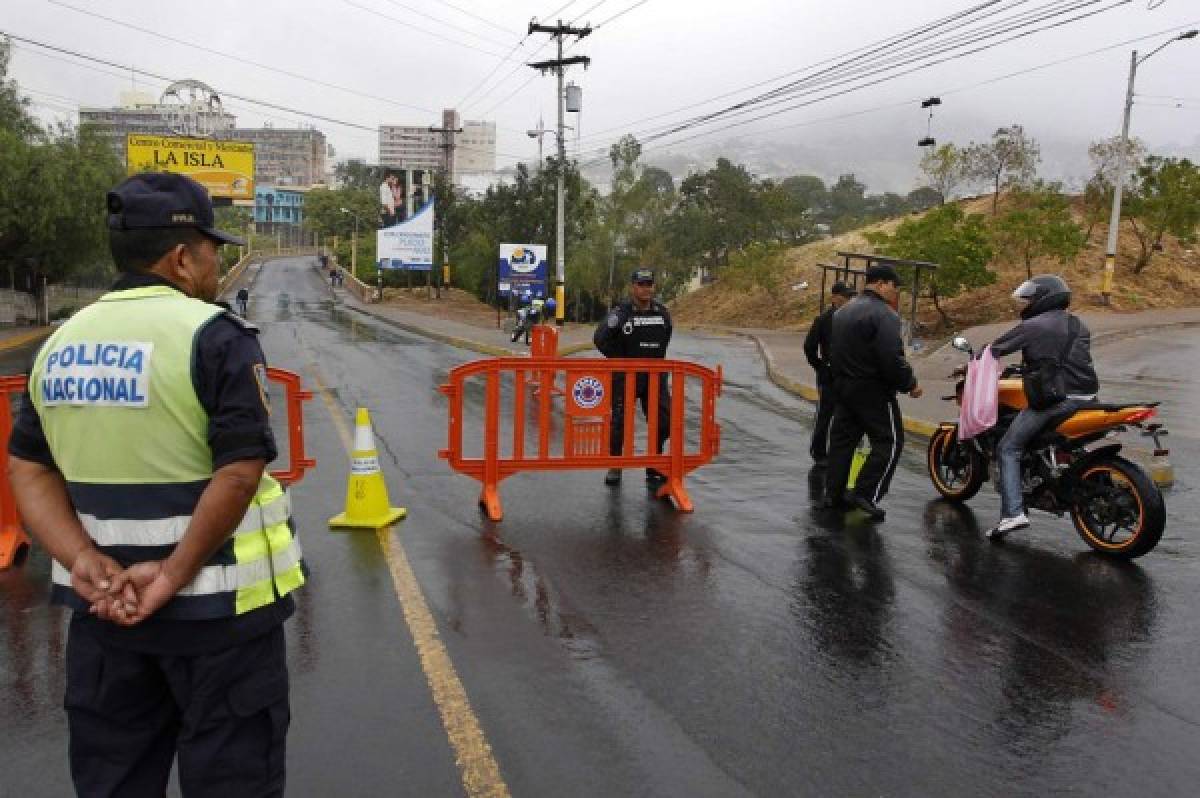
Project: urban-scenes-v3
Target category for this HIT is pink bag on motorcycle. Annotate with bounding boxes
[958,346,999,440]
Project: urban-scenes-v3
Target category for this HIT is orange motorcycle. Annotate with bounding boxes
[927,336,1168,558]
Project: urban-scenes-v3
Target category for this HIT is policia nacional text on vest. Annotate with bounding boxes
[30,284,305,619]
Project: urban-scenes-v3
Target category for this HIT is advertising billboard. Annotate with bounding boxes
[377,196,434,271]
[125,134,255,200]
[497,244,548,297]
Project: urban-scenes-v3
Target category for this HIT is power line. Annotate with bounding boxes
[573,0,1130,161]
[593,0,653,29]
[338,0,510,58]
[628,0,1122,148]
[462,1,609,114]
[428,0,517,36]
[44,1,439,116]
[1,31,518,162]
[372,0,519,50]
[585,20,1200,167]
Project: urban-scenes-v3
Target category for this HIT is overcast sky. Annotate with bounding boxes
[6,0,1199,188]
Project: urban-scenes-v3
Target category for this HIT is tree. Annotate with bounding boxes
[781,175,827,217]
[964,125,1041,214]
[1125,156,1200,273]
[990,182,1085,279]
[828,173,868,232]
[1082,135,1147,242]
[919,143,965,204]
[906,186,943,212]
[333,159,387,190]
[865,204,995,327]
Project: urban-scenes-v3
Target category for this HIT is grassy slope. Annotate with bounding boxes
[671,194,1200,333]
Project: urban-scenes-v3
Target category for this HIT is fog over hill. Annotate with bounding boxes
[580,106,1200,197]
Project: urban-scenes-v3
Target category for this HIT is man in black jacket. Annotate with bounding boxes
[985,274,1098,539]
[824,264,923,520]
[594,268,673,486]
[804,281,855,466]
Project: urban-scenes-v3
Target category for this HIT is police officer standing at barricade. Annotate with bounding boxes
[7,173,305,797]
[594,268,673,486]
[823,264,923,521]
[803,281,855,466]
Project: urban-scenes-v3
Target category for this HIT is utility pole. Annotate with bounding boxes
[430,109,463,300]
[528,19,591,325]
[1102,30,1197,305]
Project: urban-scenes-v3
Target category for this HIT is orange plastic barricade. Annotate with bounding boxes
[264,367,317,487]
[439,354,722,522]
[0,369,315,570]
[0,376,31,568]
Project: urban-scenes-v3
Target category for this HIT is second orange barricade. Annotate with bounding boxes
[439,356,722,522]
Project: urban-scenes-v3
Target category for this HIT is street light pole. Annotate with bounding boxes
[1102,30,1197,305]
[340,207,361,279]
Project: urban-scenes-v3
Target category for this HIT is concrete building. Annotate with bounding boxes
[379,109,495,182]
[79,90,235,164]
[221,127,327,187]
[252,185,306,227]
[78,88,327,188]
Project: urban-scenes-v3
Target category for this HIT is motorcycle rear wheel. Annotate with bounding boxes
[1070,455,1165,559]
[927,427,986,502]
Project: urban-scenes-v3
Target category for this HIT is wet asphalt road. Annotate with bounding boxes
[2,257,1199,797]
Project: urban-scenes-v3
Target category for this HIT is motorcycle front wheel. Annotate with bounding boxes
[1070,455,1166,559]
[927,427,986,502]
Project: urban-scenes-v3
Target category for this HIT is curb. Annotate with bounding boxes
[0,328,51,354]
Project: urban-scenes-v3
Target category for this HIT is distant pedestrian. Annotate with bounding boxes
[235,286,249,316]
[803,281,855,466]
[594,268,673,486]
[823,264,923,521]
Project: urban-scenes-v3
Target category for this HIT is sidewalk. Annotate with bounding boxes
[0,326,51,354]
[742,307,1200,437]
[332,279,596,358]
[317,252,1187,483]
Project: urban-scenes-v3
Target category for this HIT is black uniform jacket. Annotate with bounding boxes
[593,299,673,359]
[803,306,836,385]
[829,289,916,396]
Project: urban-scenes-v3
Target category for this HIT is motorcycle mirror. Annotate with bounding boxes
[951,336,972,354]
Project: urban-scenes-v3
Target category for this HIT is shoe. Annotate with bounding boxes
[848,494,886,521]
[604,469,622,486]
[986,513,1029,540]
[645,468,667,484]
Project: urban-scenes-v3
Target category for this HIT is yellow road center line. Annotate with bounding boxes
[307,367,511,798]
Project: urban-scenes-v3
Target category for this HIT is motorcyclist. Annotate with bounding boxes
[985,274,1099,539]
[511,291,533,344]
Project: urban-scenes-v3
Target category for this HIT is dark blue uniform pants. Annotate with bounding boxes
[609,373,671,456]
[66,620,289,797]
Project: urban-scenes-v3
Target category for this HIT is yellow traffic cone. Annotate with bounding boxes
[329,408,407,529]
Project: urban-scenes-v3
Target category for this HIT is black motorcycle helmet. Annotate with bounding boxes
[1013,274,1070,319]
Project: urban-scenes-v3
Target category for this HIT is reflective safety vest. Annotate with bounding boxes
[30,284,305,619]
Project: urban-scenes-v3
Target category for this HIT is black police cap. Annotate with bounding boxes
[107,172,245,246]
[630,268,655,283]
[865,263,901,285]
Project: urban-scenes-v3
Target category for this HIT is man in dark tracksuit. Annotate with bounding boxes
[594,268,673,486]
[824,264,923,520]
[804,281,855,466]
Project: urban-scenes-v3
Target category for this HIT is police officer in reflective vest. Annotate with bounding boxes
[7,173,305,796]
[593,268,673,486]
